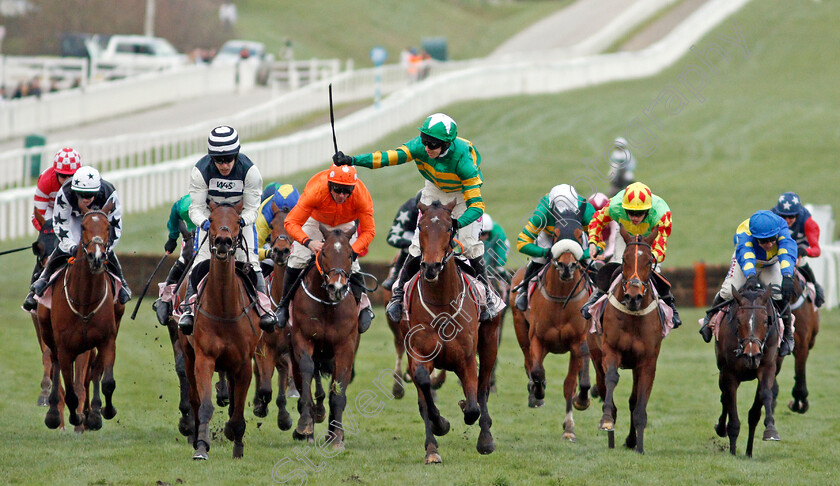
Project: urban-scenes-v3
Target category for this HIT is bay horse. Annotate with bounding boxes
[588,226,663,454]
[402,200,500,464]
[252,205,295,431]
[714,284,780,457]
[181,201,261,460]
[779,269,819,413]
[510,209,591,442]
[289,223,360,448]
[38,199,123,431]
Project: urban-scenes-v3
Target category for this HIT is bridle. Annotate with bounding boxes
[209,224,243,260]
[304,248,351,305]
[622,238,655,298]
[80,210,111,265]
[731,303,773,358]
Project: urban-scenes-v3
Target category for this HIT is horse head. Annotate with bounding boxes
[416,200,457,282]
[316,222,355,302]
[550,209,585,281]
[78,199,115,274]
[730,284,774,369]
[208,201,244,261]
[619,225,658,311]
[268,202,293,267]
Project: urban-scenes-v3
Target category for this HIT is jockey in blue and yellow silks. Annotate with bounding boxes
[699,210,797,356]
[255,184,300,261]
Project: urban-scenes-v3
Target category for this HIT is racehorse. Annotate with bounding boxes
[181,201,261,460]
[37,200,123,431]
[29,213,57,406]
[779,270,819,413]
[289,223,360,448]
[510,209,591,442]
[588,226,664,454]
[252,206,295,431]
[714,284,780,457]
[402,200,500,464]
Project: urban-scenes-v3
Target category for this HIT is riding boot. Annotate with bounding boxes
[469,257,496,322]
[386,254,420,323]
[349,273,374,334]
[514,260,542,311]
[107,251,132,304]
[580,288,605,320]
[22,262,43,311]
[153,260,186,325]
[699,293,725,343]
[774,299,794,357]
[178,278,197,335]
[660,292,682,328]
[276,266,304,329]
[255,270,279,332]
[799,264,825,308]
[382,250,408,291]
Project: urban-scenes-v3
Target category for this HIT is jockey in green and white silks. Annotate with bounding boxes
[332,112,497,322]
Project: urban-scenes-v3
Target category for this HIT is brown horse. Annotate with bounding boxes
[402,200,500,464]
[588,226,663,454]
[779,269,820,413]
[714,284,780,457]
[289,223,359,448]
[252,206,295,430]
[38,200,123,431]
[181,201,261,460]
[510,210,591,442]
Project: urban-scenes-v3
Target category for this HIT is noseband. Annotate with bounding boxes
[209,225,242,259]
[309,249,351,304]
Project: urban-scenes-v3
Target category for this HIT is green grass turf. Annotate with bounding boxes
[2,1,839,483]
[235,0,573,66]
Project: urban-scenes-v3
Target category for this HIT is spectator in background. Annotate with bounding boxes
[219,1,238,31]
[608,137,636,197]
[281,37,294,61]
[29,77,42,98]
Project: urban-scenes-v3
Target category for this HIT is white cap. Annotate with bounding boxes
[71,166,101,193]
[481,214,494,233]
[548,184,578,213]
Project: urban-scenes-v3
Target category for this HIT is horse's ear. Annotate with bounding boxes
[444,200,457,212]
[234,200,244,213]
[33,209,46,228]
[102,199,115,216]
[731,285,741,303]
[619,225,631,243]
[574,227,582,242]
[318,222,330,239]
[343,223,357,240]
[271,201,280,215]
[417,202,428,213]
[645,226,660,246]
[760,285,773,304]
[209,201,219,212]
[78,197,90,215]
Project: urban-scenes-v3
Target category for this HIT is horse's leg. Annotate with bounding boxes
[599,350,620,437]
[562,346,583,443]
[253,340,273,418]
[169,326,194,437]
[512,310,532,382]
[746,384,767,458]
[326,343,355,451]
[313,365,327,424]
[718,372,740,455]
[293,349,316,442]
[528,338,548,406]
[182,339,199,444]
[476,316,500,455]
[759,364,780,444]
[624,367,640,450]
[228,361,252,459]
[412,363,443,464]
[84,351,104,431]
[215,371,230,408]
[458,355,480,426]
[430,369,447,390]
[275,352,292,431]
[588,335,605,400]
[32,314,52,407]
[44,347,63,429]
[100,338,118,420]
[56,348,83,427]
[192,354,216,460]
[629,360,658,455]
[574,339,591,410]
[390,316,408,397]
[789,338,811,414]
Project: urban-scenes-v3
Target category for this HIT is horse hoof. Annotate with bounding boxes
[74,424,85,434]
[179,415,195,437]
[216,397,229,408]
[193,450,209,461]
[599,420,614,432]
[763,428,781,441]
[573,394,590,411]
[329,438,345,452]
[624,437,637,449]
[563,432,577,443]
[392,382,405,399]
[69,412,82,427]
[528,397,544,408]
[85,411,103,431]
[277,412,293,431]
[232,442,244,459]
[102,405,117,420]
[714,423,727,438]
[254,403,268,418]
[425,452,442,465]
[788,400,809,414]
[293,427,313,441]
[45,409,61,430]
[459,400,480,426]
[431,417,450,437]
[224,421,236,442]
[314,405,326,424]
[287,388,300,398]
[477,430,495,454]
[37,393,50,407]
[590,387,600,399]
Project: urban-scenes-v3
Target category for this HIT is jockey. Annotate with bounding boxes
[608,137,636,197]
[381,190,422,291]
[178,125,277,334]
[581,182,681,327]
[277,164,376,333]
[699,210,797,356]
[22,147,83,311]
[513,184,595,311]
[25,166,131,306]
[771,192,824,307]
[333,112,496,323]
[152,194,196,325]
[480,213,510,279]
[255,183,300,263]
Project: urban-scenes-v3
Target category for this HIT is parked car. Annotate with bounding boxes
[212,39,274,85]
[88,35,189,78]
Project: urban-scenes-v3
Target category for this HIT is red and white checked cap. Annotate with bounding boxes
[53,147,83,175]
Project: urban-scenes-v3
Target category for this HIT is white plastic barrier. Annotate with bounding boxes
[806,205,838,309]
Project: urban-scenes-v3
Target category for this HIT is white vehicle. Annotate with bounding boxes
[212,39,274,84]
[88,35,189,78]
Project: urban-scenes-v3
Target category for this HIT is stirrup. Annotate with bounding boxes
[699,322,713,343]
[31,278,48,296]
[178,313,194,335]
[23,292,38,311]
[275,306,289,329]
[385,299,403,323]
[515,291,528,311]
[259,311,278,333]
[359,308,374,334]
[154,299,171,326]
